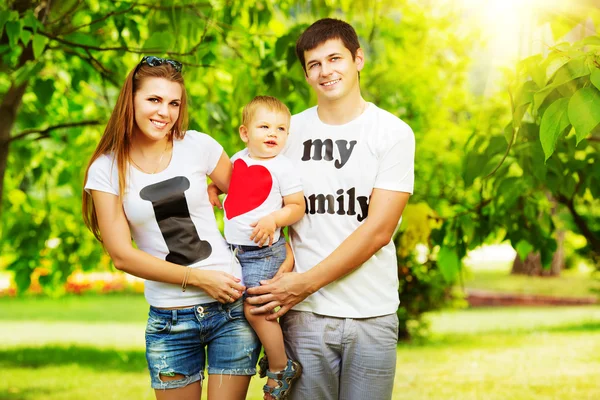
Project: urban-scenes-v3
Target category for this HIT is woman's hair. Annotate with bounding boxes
[82,61,188,242]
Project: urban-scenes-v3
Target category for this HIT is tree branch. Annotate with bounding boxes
[46,0,83,26]
[556,194,600,253]
[61,3,137,35]
[6,120,103,144]
[36,29,210,57]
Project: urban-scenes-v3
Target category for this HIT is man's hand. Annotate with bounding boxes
[249,214,277,247]
[245,272,313,320]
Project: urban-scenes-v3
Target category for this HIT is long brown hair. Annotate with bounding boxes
[82,61,189,242]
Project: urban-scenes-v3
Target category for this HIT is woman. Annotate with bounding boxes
[82,56,261,400]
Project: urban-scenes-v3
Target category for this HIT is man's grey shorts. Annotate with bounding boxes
[280,310,399,400]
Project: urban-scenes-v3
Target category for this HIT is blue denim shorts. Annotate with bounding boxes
[233,236,287,291]
[145,298,261,389]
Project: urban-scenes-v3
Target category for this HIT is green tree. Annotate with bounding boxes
[461,9,600,277]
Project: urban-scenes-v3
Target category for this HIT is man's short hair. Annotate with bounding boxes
[242,96,291,126]
[295,18,361,74]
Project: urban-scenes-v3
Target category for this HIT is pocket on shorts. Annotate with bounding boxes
[145,315,171,335]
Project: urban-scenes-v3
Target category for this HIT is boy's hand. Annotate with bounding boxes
[207,183,223,209]
[250,214,276,247]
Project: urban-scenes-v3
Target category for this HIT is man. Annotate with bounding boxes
[247,18,415,400]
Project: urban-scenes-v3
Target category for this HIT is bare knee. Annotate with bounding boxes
[244,302,262,325]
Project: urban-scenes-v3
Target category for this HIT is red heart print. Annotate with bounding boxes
[224,158,273,219]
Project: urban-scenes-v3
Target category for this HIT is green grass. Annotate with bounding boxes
[2,295,600,399]
[462,253,600,298]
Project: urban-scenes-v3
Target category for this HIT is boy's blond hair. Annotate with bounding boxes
[242,96,291,126]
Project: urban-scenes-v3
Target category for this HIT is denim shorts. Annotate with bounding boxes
[233,236,287,291]
[145,298,261,389]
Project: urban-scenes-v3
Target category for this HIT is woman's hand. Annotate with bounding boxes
[191,269,246,303]
[273,241,294,279]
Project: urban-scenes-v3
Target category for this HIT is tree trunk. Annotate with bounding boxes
[0,0,40,217]
[511,230,565,276]
[0,80,30,217]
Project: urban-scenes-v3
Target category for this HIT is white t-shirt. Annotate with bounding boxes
[84,131,238,308]
[284,103,415,318]
[223,152,302,246]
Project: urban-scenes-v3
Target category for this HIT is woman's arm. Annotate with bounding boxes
[91,190,244,302]
[208,151,232,195]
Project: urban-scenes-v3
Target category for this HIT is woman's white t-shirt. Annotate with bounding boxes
[85,131,238,307]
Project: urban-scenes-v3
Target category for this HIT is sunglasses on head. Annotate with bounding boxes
[136,56,183,73]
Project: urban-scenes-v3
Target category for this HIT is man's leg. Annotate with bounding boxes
[339,313,399,400]
[280,311,342,400]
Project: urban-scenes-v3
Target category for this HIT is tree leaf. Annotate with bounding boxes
[20,29,32,46]
[22,9,41,33]
[33,79,55,104]
[568,87,600,144]
[590,68,600,91]
[540,98,570,160]
[0,10,12,38]
[437,246,460,283]
[32,34,48,59]
[515,240,534,262]
[5,20,23,49]
[552,57,589,86]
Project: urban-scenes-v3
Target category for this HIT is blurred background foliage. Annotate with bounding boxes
[1,0,599,338]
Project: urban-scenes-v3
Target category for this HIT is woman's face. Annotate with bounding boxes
[133,77,182,142]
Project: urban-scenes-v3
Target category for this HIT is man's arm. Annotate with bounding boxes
[246,188,410,320]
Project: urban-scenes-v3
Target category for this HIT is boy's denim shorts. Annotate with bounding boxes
[233,236,287,292]
[145,298,261,389]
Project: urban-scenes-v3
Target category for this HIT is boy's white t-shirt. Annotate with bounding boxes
[283,103,415,318]
[223,152,302,246]
[84,131,238,308]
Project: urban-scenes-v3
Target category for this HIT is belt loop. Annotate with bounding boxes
[172,309,177,325]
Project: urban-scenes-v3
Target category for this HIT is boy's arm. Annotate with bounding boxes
[247,188,410,320]
[250,191,305,247]
[207,182,224,209]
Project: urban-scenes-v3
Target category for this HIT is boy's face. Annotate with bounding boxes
[239,107,290,160]
[304,38,364,104]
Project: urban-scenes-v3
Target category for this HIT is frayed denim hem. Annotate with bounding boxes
[150,371,203,390]
[207,367,256,376]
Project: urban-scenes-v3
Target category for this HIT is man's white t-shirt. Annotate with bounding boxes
[223,152,302,246]
[84,131,238,308]
[283,103,415,318]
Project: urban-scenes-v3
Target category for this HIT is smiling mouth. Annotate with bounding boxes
[151,119,167,128]
[321,79,340,87]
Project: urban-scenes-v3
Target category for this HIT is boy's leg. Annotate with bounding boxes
[338,313,399,400]
[244,302,288,374]
[280,311,342,400]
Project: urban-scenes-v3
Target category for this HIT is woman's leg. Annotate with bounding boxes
[207,375,251,400]
[155,380,202,400]
[205,299,261,399]
[146,307,205,399]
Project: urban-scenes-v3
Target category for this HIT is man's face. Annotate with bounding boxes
[304,38,364,103]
